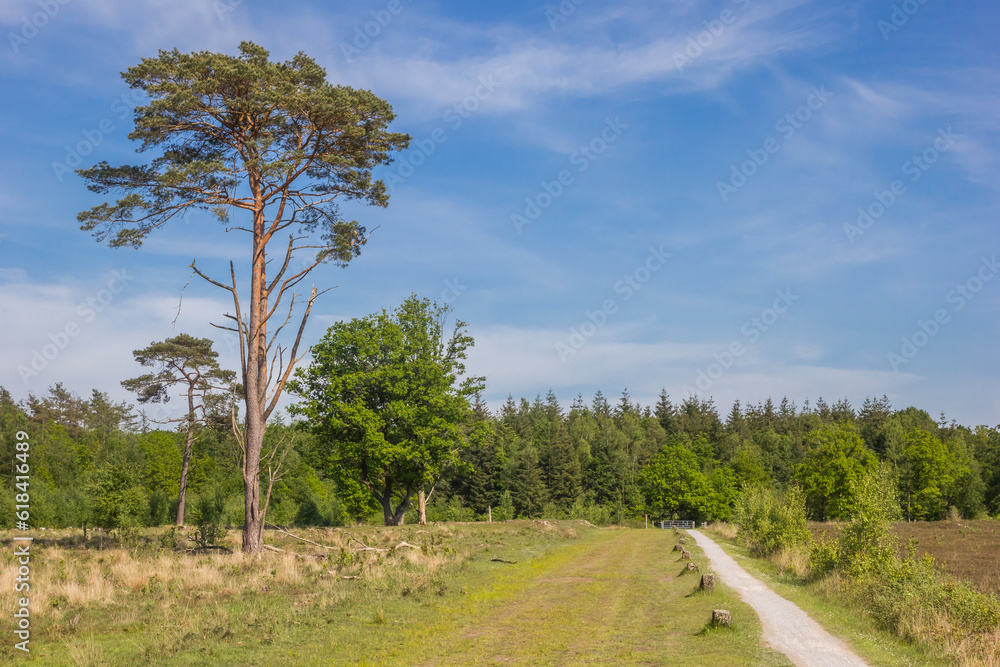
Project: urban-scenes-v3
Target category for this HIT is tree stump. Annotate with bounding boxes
[700,573,715,592]
[711,609,731,628]
[680,548,691,560]
[686,561,698,572]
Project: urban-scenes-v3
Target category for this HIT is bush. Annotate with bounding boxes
[88,457,149,536]
[853,549,1000,650]
[191,487,228,547]
[834,464,900,577]
[147,489,171,526]
[568,499,615,526]
[733,486,810,557]
[810,464,901,579]
[493,490,515,522]
[426,495,474,522]
[809,464,1000,655]
[0,487,15,529]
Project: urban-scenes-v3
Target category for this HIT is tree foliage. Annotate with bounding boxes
[76,41,409,553]
[289,295,484,525]
[798,423,877,520]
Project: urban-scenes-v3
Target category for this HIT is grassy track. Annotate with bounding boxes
[386,528,792,667]
[4,524,793,665]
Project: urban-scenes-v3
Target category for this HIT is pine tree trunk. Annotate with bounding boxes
[242,412,264,553]
[176,385,196,526]
[241,203,267,555]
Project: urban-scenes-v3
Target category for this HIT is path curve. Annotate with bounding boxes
[689,530,869,667]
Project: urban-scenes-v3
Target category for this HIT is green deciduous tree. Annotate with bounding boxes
[76,42,409,552]
[639,436,716,521]
[289,296,483,525]
[798,423,877,520]
[88,454,148,535]
[899,428,953,520]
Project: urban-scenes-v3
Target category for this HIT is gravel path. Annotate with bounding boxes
[689,530,870,667]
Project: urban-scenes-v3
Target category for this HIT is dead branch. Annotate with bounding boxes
[344,533,422,553]
[395,542,421,550]
[490,556,517,564]
[268,525,337,551]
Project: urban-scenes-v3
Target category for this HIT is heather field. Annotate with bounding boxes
[810,520,1000,594]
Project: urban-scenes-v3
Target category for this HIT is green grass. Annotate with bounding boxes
[3,523,792,665]
[701,528,951,667]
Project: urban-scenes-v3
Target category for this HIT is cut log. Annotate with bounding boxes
[711,609,731,627]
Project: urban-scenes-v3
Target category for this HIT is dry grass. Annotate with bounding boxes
[708,521,739,540]
[771,545,811,578]
[0,521,589,664]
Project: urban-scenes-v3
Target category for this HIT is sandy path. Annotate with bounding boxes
[689,530,870,667]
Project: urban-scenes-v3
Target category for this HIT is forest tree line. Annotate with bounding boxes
[3,381,998,532]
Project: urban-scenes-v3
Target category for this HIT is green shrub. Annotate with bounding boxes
[0,487,14,529]
[87,457,149,536]
[809,464,1000,654]
[191,487,227,547]
[568,499,615,526]
[834,463,900,577]
[855,550,1000,647]
[426,495,474,523]
[147,489,171,526]
[733,486,810,557]
[493,490,515,522]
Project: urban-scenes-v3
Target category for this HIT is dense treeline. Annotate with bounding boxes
[3,383,999,531]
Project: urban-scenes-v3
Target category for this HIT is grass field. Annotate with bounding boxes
[810,519,1000,594]
[2,522,792,665]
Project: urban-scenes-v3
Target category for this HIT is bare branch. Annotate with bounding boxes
[265,286,317,420]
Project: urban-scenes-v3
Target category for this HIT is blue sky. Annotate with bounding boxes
[1,0,998,426]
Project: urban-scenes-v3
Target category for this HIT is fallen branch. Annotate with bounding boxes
[268,524,337,551]
[490,555,517,564]
[345,533,422,553]
[262,543,308,558]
